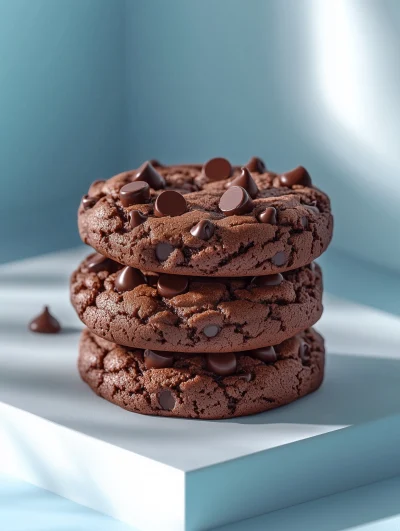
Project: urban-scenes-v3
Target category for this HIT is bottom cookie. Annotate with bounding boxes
[78,328,325,419]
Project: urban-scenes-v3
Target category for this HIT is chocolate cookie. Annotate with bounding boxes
[78,159,333,276]
[71,254,323,353]
[78,327,325,419]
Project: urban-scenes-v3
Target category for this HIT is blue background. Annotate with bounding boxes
[1,0,400,279]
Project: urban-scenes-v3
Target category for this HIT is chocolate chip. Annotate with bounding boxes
[252,273,284,287]
[271,251,287,266]
[203,157,232,181]
[29,306,61,334]
[245,157,266,173]
[119,181,151,207]
[228,167,259,199]
[114,266,145,293]
[238,372,253,382]
[154,190,187,217]
[144,273,159,287]
[301,216,308,228]
[219,186,253,216]
[81,195,97,210]
[158,389,176,410]
[155,242,174,262]
[251,346,277,363]
[132,161,165,190]
[149,159,163,167]
[86,253,117,273]
[128,210,147,229]
[305,202,320,215]
[203,324,220,338]
[299,340,311,365]
[190,220,215,240]
[279,166,312,188]
[144,350,174,369]
[157,274,189,298]
[257,207,277,224]
[206,352,237,376]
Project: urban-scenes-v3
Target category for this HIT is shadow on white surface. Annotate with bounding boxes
[231,353,400,426]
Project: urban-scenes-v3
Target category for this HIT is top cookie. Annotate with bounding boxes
[78,158,333,277]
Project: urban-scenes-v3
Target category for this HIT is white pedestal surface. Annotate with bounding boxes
[1,248,400,531]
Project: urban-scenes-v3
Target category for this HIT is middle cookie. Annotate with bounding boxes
[71,253,323,353]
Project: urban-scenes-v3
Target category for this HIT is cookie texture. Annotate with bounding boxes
[78,327,325,419]
[71,255,323,352]
[78,162,333,277]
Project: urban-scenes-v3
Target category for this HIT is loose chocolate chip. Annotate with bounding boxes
[158,389,176,410]
[190,219,215,240]
[86,253,117,273]
[155,242,174,262]
[203,157,232,181]
[252,273,284,287]
[114,266,145,293]
[251,346,277,363]
[119,181,151,207]
[299,340,311,365]
[154,190,187,217]
[228,167,259,199]
[128,210,147,229]
[203,324,221,338]
[132,161,165,190]
[245,156,266,173]
[301,216,308,228]
[271,251,287,266]
[279,166,312,188]
[81,195,97,210]
[257,207,277,224]
[206,352,237,376]
[144,350,174,369]
[157,274,189,298]
[29,306,61,334]
[219,186,253,216]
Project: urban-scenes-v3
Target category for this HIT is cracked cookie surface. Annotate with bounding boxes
[78,327,325,419]
[78,162,333,277]
[71,254,323,352]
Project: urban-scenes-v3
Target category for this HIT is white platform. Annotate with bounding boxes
[1,248,400,531]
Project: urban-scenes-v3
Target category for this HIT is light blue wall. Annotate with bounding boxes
[125,0,400,274]
[2,0,400,276]
[0,0,125,263]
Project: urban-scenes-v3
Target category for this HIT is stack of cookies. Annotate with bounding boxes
[71,157,333,419]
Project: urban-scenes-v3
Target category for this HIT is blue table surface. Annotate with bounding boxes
[1,474,400,531]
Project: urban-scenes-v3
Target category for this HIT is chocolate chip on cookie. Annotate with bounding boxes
[203,157,232,181]
[119,181,151,207]
[257,206,277,224]
[131,161,165,190]
[190,220,215,240]
[279,166,312,188]
[245,156,266,173]
[219,186,253,216]
[228,167,259,199]
[206,352,237,376]
[154,190,187,217]
[114,266,146,293]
